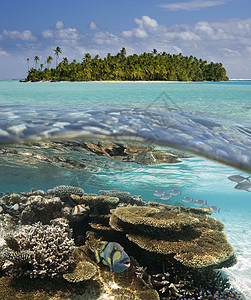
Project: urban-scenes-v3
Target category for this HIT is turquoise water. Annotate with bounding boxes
[0,80,251,298]
[0,80,250,204]
[1,80,251,121]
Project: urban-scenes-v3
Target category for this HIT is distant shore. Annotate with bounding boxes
[19,79,228,83]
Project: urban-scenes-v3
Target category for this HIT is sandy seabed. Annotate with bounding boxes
[217,211,251,299]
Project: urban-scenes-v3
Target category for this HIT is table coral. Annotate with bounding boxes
[63,260,97,282]
[110,205,236,269]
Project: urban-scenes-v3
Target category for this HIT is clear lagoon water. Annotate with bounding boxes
[0,80,250,298]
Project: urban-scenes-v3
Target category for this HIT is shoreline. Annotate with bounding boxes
[19,79,229,83]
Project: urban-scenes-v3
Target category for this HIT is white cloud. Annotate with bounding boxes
[92,31,119,45]
[179,31,201,41]
[0,49,8,56]
[159,0,228,11]
[56,21,64,30]
[245,46,251,54]
[194,22,214,37]
[42,29,54,39]
[222,48,241,56]
[135,15,159,31]
[122,16,162,39]
[1,16,251,79]
[89,21,98,30]
[134,28,148,38]
[57,27,79,40]
[2,29,36,41]
[121,30,133,38]
[42,21,81,41]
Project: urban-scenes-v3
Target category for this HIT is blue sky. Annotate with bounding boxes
[1,0,251,79]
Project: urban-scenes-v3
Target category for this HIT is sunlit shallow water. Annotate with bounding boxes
[0,80,250,298]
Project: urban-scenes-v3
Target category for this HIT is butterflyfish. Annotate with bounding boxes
[71,204,90,215]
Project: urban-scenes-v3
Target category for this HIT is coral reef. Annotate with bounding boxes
[47,185,85,198]
[149,201,214,216]
[10,193,21,204]
[134,258,244,300]
[0,145,94,171]
[99,189,146,206]
[20,195,63,224]
[63,260,97,282]
[83,141,189,165]
[0,186,244,299]
[65,244,159,299]
[0,221,75,278]
[0,276,102,300]
[71,194,119,212]
[109,205,236,269]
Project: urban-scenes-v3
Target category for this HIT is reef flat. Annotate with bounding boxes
[0,140,190,171]
[0,186,245,299]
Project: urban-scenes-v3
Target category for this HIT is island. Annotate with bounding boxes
[24,47,228,82]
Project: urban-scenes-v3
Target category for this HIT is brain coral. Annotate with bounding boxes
[2,221,75,278]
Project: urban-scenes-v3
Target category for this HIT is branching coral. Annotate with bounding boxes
[134,258,244,300]
[1,222,75,278]
[20,195,63,224]
[47,185,85,198]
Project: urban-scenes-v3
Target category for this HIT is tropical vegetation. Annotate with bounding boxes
[24,47,228,82]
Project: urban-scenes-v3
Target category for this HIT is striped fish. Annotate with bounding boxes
[71,204,90,215]
[94,241,130,273]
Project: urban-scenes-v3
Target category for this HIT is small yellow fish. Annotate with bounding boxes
[71,204,90,215]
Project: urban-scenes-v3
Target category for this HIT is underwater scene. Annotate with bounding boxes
[0,80,250,300]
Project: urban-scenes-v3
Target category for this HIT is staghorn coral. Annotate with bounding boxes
[110,205,236,269]
[1,247,32,264]
[194,287,244,300]
[133,256,244,300]
[1,222,75,278]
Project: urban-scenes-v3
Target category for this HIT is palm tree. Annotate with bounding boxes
[46,55,53,68]
[83,53,92,62]
[120,47,126,57]
[54,46,62,67]
[26,58,30,73]
[34,56,40,70]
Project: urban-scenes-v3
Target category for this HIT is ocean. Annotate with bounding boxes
[0,80,250,299]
